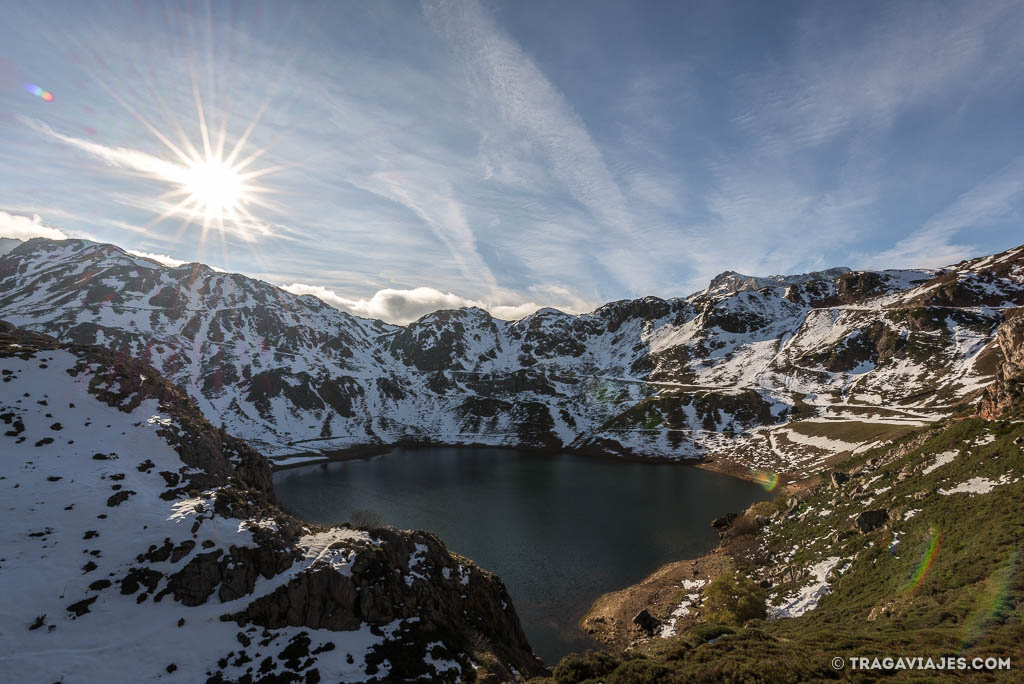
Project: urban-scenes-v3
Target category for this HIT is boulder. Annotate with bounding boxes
[711,512,738,529]
[830,471,850,488]
[784,496,800,516]
[632,609,661,636]
[856,509,889,533]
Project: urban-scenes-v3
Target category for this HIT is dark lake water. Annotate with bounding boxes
[273,447,769,663]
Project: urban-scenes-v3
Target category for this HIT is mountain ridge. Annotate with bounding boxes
[1,237,1021,481]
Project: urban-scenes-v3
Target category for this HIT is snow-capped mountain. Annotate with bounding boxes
[704,266,852,297]
[0,322,542,682]
[1,237,1021,476]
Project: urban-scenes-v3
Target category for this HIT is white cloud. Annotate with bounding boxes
[0,210,68,242]
[280,282,580,325]
[125,250,188,268]
[125,248,227,272]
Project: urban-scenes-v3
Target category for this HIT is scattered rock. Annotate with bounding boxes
[66,596,97,617]
[106,490,136,507]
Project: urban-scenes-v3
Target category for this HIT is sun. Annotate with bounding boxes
[151,140,275,243]
[116,86,284,245]
[181,156,247,216]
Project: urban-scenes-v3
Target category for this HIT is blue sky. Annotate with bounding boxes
[1,0,1023,323]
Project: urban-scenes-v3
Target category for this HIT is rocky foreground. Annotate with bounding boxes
[0,322,543,683]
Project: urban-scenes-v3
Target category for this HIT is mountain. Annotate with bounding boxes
[538,301,1024,683]
[1,238,1021,481]
[704,266,852,297]
[0,321,542,682]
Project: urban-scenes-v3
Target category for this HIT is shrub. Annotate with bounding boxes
[552,650,619,684]
[729,515,759,537]
[349,509,382,529]
[689,624,735,642]
[703,570,766,626]
[608,659,676,684]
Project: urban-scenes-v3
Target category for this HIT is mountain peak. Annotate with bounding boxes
[706,266,853,296]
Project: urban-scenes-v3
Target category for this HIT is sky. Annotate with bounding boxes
[1,0,1023,324]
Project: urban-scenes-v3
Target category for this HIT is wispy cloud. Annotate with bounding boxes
[734,2,1020,151]
[422,0,661,292]
[19,116,184,182]
[424,0,632,231]
[682,1,1024,289]
[864,156,1024,269]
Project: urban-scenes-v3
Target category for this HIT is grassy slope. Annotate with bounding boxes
[529,417,1024,683]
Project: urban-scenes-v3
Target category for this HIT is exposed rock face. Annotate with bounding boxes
[979,309,1024,419]
[0,323,543,682]
[230,528,538,676]
[1,239,1022,471]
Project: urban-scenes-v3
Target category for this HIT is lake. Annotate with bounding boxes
[272,447,769,663]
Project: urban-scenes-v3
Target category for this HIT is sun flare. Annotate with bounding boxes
[181,157,247,215]
[107,82,284,246]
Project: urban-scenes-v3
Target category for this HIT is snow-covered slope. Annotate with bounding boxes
[1,238,1022,474]
[0,323,542,682]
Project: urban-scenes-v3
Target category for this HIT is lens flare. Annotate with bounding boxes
[960,547,1019,649]
[750,469,780,492]
[25,83,54,102]
[903,526,941,594]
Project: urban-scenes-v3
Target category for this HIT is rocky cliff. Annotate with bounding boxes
[979,308,1024,419]
[0,322,543,682]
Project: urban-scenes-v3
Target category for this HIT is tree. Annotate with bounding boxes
[703,569,766,626]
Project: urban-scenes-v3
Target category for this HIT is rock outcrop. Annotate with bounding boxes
[979,309,1024,419]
